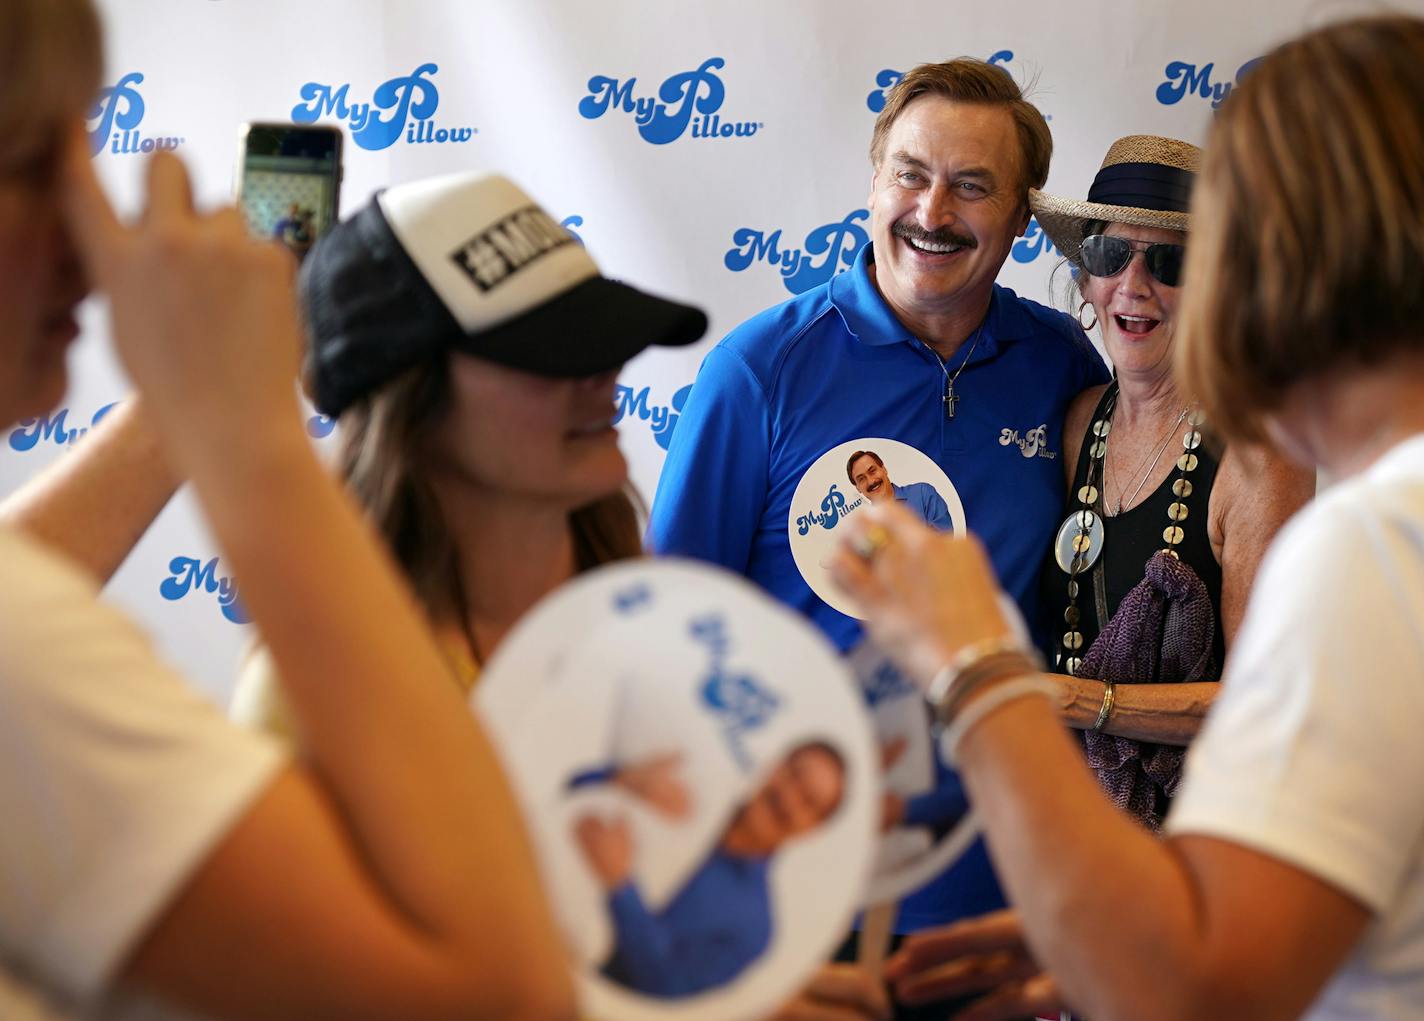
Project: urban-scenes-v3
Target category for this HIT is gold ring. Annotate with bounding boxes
[851,524,892,560]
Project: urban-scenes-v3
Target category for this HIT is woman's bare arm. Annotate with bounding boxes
[0,398,179,583]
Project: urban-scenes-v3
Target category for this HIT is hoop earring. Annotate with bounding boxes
[1077,300,1098,332]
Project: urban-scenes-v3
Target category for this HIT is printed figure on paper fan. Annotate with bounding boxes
[573,741,845,998]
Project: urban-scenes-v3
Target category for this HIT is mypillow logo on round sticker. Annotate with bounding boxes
[475,560,877,1021]
[788,438,965,619]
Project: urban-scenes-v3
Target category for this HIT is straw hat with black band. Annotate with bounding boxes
[301,172,708,418]
[1029,135,1201,263]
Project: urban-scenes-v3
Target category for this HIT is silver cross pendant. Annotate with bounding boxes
[944,381,959,419]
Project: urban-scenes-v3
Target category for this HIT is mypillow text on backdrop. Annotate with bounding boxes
[291,64,475,150]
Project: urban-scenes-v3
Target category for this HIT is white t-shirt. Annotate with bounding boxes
[1168,433,1424,1019]
[0,526,285,1019]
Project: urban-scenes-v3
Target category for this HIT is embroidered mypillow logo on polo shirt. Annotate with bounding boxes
[998,423,1058,460]
[692,613,780,773]
[87,73,184,157]
[865,50,1014,113]
[450,207,575,292]
[578,57,763,144]
[291,64,475,151]
[724,210,868,296]
[1155,56,1262,109]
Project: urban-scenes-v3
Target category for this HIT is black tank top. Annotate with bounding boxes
[1039,386,1226,675]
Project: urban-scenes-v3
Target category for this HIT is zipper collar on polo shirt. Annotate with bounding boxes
[829,242,1036,363]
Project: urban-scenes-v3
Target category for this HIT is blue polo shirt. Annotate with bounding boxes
[648,243,1107,932]
[892,480,953,531]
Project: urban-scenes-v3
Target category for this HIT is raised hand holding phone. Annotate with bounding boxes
[61,131,304,466]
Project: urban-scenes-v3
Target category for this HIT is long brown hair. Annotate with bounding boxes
[334,356,642,622]
[1176,15,1424,442]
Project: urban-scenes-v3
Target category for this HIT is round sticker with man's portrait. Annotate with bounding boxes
[788,438,966,619]
[475,559,880,1021]
[846,640,980,905]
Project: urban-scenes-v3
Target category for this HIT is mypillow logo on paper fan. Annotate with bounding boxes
[1156,56,1262,109]
[578,57,763,144]
[1010,216,1058,264]
[692,613,780,773]
[160,556,250,625]
[867,50,1014,112]
[8,402,118,452]
[613,381,692,451]
[292,63,474,151]
[87,73,183,157]
[725,210,868,295]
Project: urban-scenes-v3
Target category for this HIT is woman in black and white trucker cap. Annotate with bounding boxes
[231,172,706,734]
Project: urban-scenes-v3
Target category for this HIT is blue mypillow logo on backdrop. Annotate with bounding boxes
[613,381,692,451]
[8,402,118,452]
[87,73,183,157]
[560,215,585,246]
[160,556,250,625]
[292,63,474,150]
[1010,216,1059,264]
[725,210,869,295]
[866,50,1015,112]
[578,57,763,144]
[1156,56,1262,109]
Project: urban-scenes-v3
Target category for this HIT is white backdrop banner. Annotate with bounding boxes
[2,0,1411,703]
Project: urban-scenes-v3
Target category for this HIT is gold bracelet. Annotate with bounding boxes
[1091,679,1116,732]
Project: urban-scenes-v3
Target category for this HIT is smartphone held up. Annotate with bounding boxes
[236,123,342,262]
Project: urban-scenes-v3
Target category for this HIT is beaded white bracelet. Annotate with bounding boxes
[939,675,1057,766]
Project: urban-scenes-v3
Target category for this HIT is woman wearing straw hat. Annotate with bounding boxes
[1026,136,1312,829]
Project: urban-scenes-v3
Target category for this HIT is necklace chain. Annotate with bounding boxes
[929,325,984,419]
[1108,406,1190,515]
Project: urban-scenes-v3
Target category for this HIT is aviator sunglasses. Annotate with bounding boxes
[1079,233,1185,287]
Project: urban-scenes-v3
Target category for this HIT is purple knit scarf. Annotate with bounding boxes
[1077,550,1216,830]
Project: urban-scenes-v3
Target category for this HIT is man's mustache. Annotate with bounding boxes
[892,221,977,250]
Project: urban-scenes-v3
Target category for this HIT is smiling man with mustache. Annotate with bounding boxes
[648,58,1108,1019]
